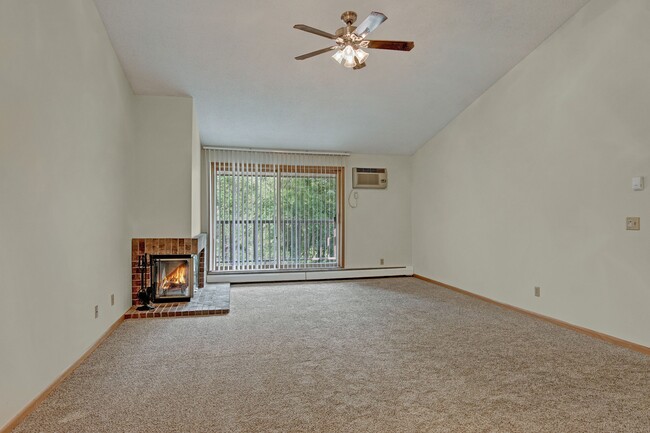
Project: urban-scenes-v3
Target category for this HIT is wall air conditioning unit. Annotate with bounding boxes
[352,168,387,189]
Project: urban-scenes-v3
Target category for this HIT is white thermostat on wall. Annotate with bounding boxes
[632,176,644,191]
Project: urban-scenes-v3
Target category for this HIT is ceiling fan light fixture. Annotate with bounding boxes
[343,55,356,68]
[342,45,355,60]
[332,49,344,64]
[342,45,357,68]
[354,48,369,63]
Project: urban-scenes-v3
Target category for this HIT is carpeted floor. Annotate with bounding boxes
[13,277,650,432]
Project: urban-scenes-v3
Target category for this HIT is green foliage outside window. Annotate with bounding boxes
[212,170,339,270]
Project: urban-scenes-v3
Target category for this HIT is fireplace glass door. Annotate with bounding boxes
[153,255,194,302]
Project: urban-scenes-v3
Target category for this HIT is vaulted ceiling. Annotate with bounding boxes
[94,0,589,155]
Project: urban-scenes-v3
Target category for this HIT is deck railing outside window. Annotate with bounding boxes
[212,218,338,270]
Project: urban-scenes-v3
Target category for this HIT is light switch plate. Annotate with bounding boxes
[626,217,640,231]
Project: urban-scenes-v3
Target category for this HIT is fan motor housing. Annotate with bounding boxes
[335,26,357,37]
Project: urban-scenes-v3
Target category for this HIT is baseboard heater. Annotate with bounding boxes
[207,266,413,284]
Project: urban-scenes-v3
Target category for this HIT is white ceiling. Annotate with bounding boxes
[94,0,589,155]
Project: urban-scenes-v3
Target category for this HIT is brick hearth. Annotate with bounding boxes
[124,283,229,319]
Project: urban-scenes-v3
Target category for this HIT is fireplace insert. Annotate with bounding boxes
[151,255,196,302]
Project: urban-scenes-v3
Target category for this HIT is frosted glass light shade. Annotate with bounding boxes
[355,49,369,63]
[342,45,355,61]
[333,45,368,68]
[342,45,356,68]
[343,57,356,68]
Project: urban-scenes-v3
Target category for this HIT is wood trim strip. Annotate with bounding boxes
[413,274,650,356]
[1,314,126,433]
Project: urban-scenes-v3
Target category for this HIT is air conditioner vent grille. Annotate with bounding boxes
[352,167,387,189]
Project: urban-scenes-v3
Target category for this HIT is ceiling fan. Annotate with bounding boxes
[293,11,414,70]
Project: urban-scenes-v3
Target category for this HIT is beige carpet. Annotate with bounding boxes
[13,277,650,432]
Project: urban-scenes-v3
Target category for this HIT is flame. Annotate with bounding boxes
[161,263,187,290]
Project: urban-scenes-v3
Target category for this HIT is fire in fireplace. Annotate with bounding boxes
[152,255,195,302]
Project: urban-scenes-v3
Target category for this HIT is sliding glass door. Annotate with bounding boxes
[279,168,340,269]
[212,168,278,270]
[207,151,345,272]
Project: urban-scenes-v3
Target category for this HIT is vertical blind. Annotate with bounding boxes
[205,148,347,272]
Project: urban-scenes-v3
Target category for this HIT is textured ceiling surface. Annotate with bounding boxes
[94,0,589,155]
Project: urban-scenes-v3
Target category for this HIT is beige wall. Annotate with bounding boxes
[131,96,195,238]
[191,103,202,236]
[0,0,135,428]
[412,0,650,347]
[345,154,412,268]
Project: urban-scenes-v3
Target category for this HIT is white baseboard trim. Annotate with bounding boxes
[207,266,413,284]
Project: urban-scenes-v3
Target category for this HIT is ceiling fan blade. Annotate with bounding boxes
[353,12,387,38]
[295,46,338,60]
[293,24,338,40]
[365,40,414,51]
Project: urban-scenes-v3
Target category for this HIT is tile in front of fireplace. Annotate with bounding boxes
[124,283,229,319]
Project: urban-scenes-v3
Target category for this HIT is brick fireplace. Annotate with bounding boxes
[131,234,206,305]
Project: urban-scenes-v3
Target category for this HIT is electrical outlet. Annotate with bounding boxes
[94,305,99,319]
[534,286,541,297]
[626,217,640,231]
[111,294,115,306]
[380,258,384,265]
